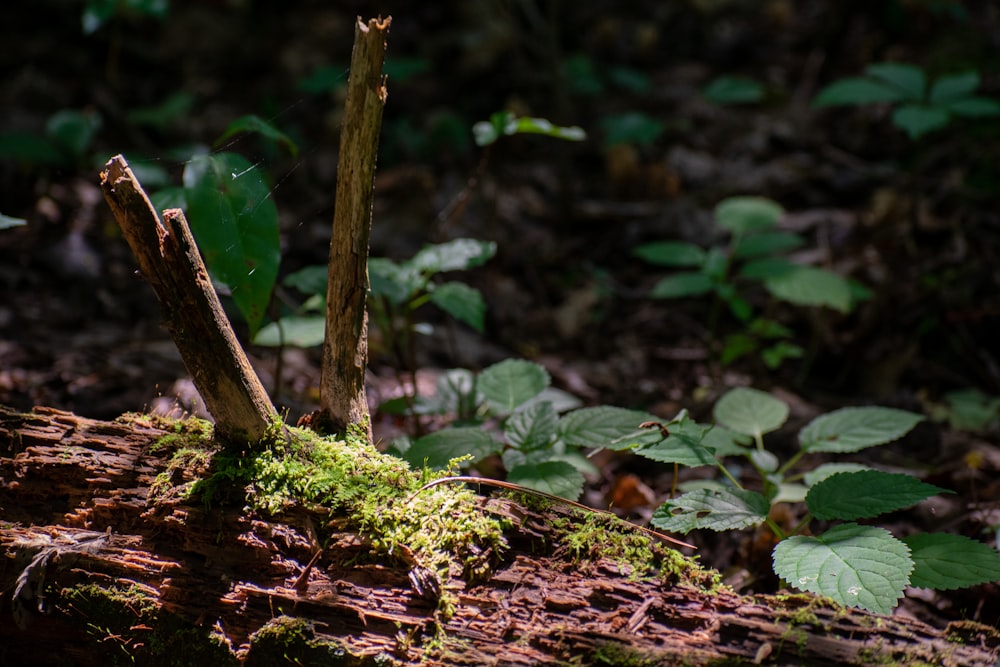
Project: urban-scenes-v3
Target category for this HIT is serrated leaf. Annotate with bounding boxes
[401,427,501,469]
[635,419,715,467]
[428,281,486,332]
[807,471,950,520]
[650,272,714,299]
[183,153,280,336]
[215,114,298,156]
[505,401,558,451]
[253,315,325,347]
[803,463,872,487]
[892,104,950,139]
[477,359,549,414]
[713,387,789,439]
[410,238,496,273]
[633,241,706,267]
[651,488,770,532]
[773,524,913,614]
[762,265,852,312]
[903,533,1000,590]
[929,71,980,104]
[813,77,905,107]
[732,231,804,258]
[800,407,923,453]
[715,197,784,234]
[558,406,657,449]
[507,461,584,500]
[866,62,926,100]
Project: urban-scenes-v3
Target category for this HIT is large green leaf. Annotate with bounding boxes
[401,427,501,470]
[732,231,804,259]
[945,97,1000,117]
[635,419,715,467]
[505,401,558,451]
[929,71,980,104]
[773,524,913,614]
[866,62,926,101]
[713,388,789,439]
[650,271,714,299]
[813,77,905,107]
[633,241,706,267]
[715,197,784,234]
[253,315,325,347]
[411,238,496,273]
[806,471,949,520]
[891,104,951,140]
[802,462,872,487]
[428,281,486,332]
[477,359,549,414]
[799,407,923,453]
[558,406,657,450]
[761,265,852,312]
[903,533,1000,590]
[651,487,770,532]
[183,152,280,336]
[507,461,584,500]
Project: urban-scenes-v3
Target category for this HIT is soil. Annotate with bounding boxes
[1,0,999,638]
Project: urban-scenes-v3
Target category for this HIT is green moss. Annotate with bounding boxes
[61,583,235,667]
[245,616,349,666]
[589,642,658,666]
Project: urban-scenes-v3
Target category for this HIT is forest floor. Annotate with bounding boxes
[1,0,999,636]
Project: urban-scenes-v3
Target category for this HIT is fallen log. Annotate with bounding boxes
[2,406,998,666]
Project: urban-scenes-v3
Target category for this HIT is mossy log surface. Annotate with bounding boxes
[2,406,998,666]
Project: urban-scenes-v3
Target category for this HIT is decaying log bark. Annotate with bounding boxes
[319,16,391,440]
[2,406,998,666]
[99,156,277,444]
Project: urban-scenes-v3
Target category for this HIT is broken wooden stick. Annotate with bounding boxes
[99,155,278,444]
[318,16,391,441]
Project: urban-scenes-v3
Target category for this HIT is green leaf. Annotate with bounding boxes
[715,197,784,234]
[0,213,27,229]
[215,114,298,157]
[600,111,665,148]
[720,334,756,366]
[507,461,584,500]
[929,70,980,104]
[739,256,797,280]
[891,104,951,139]
[732,231,804,258]
[477,359,549,414]
[903,533,1000,590]
[651,488,770,532]
[803,463,872,487]
[813,77,905,108]
[46,109,101,158]
[635,420,715,467]
[505,401,558,451]
[761,341,803,369]
[866,62,926,101]
[183,153,280,336]
[369,258,423,305]
[762,265,853,312]
[253,315,325,347]
[428,281,486,332]
[713,387,789,439]
[410,238,496,273]
[806,471,950,520]
[700,426,752,457]
[127,92,194,130]
[283,265,328,296]
[558,406,657,450]
[401,427,501,469]
[509,116,586,142]
[633,241,707,267]
[799,407,923,453]
[703,76,764,105]
[944,96,1000,117]
[773,524,913,614]
[649,272,714,299]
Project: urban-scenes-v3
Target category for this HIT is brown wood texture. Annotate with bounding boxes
[319,16,391,439]
[2,406,998,666]
[99,156,278,444]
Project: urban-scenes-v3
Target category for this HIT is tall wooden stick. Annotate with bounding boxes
[100,155,278,444]
[319,16,390,440]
